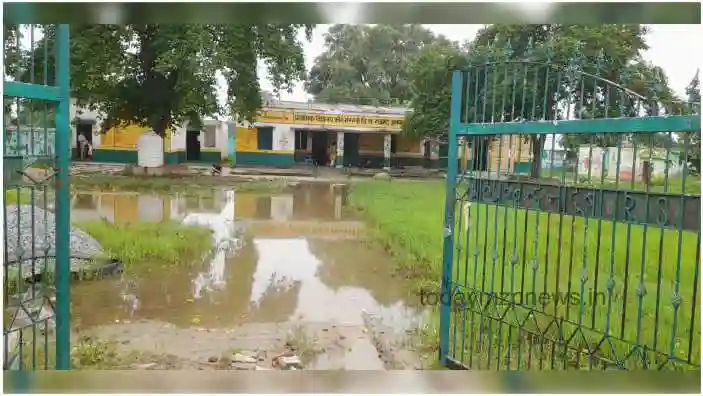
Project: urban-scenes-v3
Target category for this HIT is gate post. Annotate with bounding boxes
[54,24,72,370]
[439,71,463,364]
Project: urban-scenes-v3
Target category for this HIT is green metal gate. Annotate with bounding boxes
[440,49,701,370]
[3,25,72,370]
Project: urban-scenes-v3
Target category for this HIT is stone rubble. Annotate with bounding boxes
[276,355,303,370]
[204,348,304,371]
[233,352,258,364]
[4,205,106,277]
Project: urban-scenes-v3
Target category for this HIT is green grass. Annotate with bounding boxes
[4,188,34,205]
[15,337,121,370]
[349,180,700,370]
[76,219,213,271]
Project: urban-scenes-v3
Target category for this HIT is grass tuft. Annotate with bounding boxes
[4,188,35,205]
[76,219,213,271]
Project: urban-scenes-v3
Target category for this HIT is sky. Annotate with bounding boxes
[252,24,702,105]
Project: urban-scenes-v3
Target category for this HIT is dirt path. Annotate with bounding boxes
[82,318,426,370]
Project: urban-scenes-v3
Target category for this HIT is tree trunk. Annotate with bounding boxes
[530,135,543,178]
[150,114,170,138]
[147,70,179,138]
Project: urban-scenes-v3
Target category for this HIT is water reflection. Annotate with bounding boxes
[72,184,348,224]
[70,184,422,332]
[249,238,417,329]
[183,190,242,299]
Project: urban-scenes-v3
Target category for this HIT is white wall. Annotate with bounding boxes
[273,125,295,151]
[169,120,230,158]
[215,121,229,158]
[169,123,188,151]
[254,123,295,151]
[70,99,102,148]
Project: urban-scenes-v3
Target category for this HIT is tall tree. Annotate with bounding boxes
[402,40,467,138]
[28,24,312,136]
[3,24,22,78]
[471,25,654,177]
[404,24,678,177]
[3,24,22,122]
[305,24,449,106]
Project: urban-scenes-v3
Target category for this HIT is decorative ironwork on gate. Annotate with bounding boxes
[3,25,72,370]
[440,41,701,371]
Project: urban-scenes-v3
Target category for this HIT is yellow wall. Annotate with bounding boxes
[236,127,258,152]
[358,134,422,157]
[100,124,172,151]
[396,136,423,156]
[359,134,384,152]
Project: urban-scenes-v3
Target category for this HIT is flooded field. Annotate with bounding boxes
[67,183,427,370]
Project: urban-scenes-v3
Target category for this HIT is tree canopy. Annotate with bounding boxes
[305,24,451,106]
[11,24,312,136]
[402,24,693,176]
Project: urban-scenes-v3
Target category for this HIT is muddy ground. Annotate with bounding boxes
[80,316,426,370]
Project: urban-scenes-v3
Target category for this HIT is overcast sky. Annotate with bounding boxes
[251,24,702,105]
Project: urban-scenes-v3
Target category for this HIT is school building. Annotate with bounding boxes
[70,99,436,169]
[68,98,533,172]
[233,101,435,168]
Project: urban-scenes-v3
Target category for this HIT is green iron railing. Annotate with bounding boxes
[441,41,701,371]
[3,24,71,371]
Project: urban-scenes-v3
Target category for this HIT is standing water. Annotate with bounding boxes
[69,183,427,370]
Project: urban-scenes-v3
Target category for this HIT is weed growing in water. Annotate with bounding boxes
[284,324,320,364]
[76,219,213,272]
[17,337,120,370]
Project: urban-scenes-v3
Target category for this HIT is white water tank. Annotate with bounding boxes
[137,130,164,167]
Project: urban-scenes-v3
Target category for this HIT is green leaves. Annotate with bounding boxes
[12,24,310,136]
[402,24,694,178]
[305,24,447,107]
[404,41,467,138]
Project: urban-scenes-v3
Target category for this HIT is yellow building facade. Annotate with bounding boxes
[234,103,427,168]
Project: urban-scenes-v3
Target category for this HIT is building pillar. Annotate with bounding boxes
[335,131,344,168]
[227,123,236,167]
[383,134,392,170]
[306,131,313,153]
